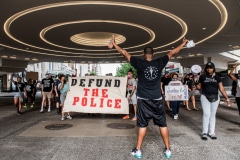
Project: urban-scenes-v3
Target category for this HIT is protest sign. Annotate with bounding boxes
[165,85,188,101]
[63,76,129,114]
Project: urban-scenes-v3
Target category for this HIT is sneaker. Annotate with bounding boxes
[208,134,217,140]
[61,117,65,121]
[164,149,172,159]
[202,133,208,140]
[17,110,23,115]
[23,105,27,109]
[122,115,129,119]
[40,109,44,113]
[131,148,142,159]
[173,115,178,120]
[48,108,51,112]
[67,115,72,120]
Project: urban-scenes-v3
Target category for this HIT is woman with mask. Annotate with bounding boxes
[168,72,182,120]
[195,62,231,140]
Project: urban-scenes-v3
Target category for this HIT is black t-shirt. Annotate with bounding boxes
[26,84,34,93]
[41,78,54,92]
[130,55,169,99]
[184,79,195,90]
[14,82,25,92]
[161,77,171,92]
[54,79,61,93]
[199,74,222,95]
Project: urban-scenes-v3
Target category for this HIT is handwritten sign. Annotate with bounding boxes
[165,85,188,101]
[63,76,129,114]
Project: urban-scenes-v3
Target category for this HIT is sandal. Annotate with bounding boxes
[186,108,191,111]
[193,108,199,111]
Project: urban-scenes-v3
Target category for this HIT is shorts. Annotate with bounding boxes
[127,93,137,105]
[188,91,195,97]
[42,92,52,99]
[60,92,67,105]
[14,92,24,102]
[136,98,167,127]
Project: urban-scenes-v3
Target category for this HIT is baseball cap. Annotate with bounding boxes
[143,47,153,54]
[206,62,215,68]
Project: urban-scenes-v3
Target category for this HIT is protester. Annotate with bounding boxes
[122,69,137,121]
[40,74,54,113]
[32,80,37,105]
[54,75,62,115]
[11,75,27,115]
[228,64,240,115]
[24,79,34,108]
[195,62,231,140]
[184,73,198,111]
[111,35,188,159]
[58,74,72,120]
[161,71,172,111]
[168,72,182,120]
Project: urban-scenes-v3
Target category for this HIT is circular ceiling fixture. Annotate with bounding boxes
[70,32,126,47]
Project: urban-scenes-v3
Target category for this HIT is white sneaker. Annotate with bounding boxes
[173,115,178,120]
[61,117,65,121]
[40,109,44,113]
[164,149,172,159]
[48,107,51,112]
[67,115,72,119]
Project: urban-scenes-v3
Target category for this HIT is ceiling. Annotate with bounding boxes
[0,0,240,66]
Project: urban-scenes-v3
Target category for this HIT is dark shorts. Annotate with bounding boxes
[136,99,167,127]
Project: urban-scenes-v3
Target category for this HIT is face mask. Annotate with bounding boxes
[127,75,131,79]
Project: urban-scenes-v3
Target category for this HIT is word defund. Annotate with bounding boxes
[71,78,121,87]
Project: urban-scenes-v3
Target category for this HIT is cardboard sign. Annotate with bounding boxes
[165,85,188,101]
[63,76,129,114]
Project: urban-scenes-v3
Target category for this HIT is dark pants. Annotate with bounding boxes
[235,97,240,112]
[170,101,180,116]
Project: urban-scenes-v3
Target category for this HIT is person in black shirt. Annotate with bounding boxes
[111,35,188,159]
[11,75,27,115]
[161,72,172,111]
[184,73,198,111]
[195,62,231,140]
[40,74,54,113]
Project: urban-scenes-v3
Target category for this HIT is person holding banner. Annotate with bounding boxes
[111,35,188,159]
[58,75,72,121]
[168,72,182,120]
[11,75,27,115]
[228,64,240,116]
[122,69,137,121]
[195,62,231,140]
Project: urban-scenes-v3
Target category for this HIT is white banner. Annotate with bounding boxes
[165,85,188,101]
[63,76,129,114]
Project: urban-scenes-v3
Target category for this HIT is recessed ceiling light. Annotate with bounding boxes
[32,58,38,61]
[10,56,16,59]
[176,56,183,59]
[24,58,30,60]
[188,54,195,57]
[202,27,206,30]
[1,55,8,58]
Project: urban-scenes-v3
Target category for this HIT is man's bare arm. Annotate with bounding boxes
[167,38,188,59]
[111,35,131,62]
